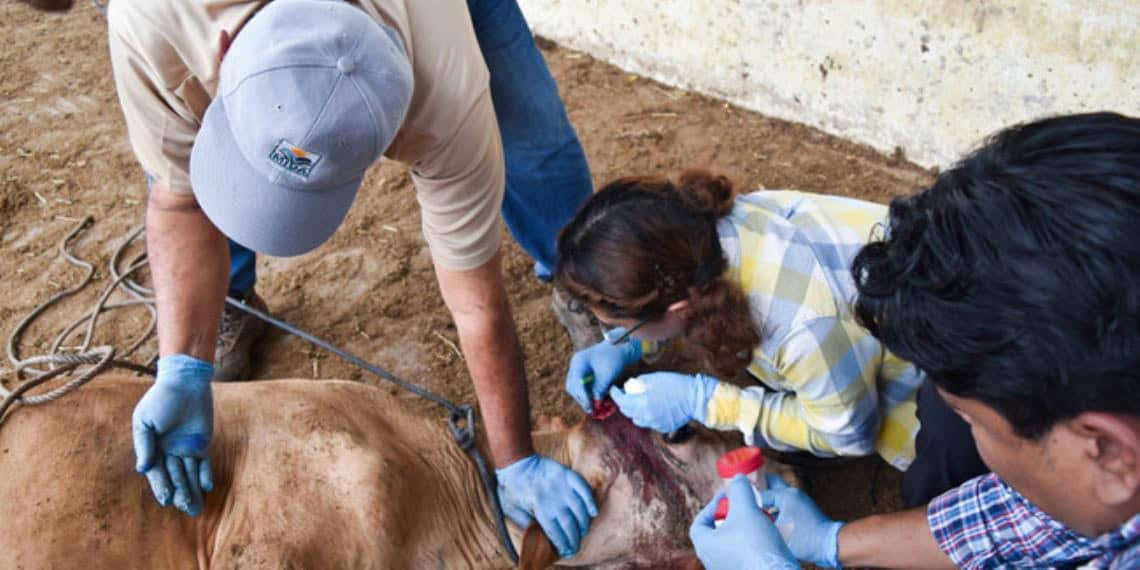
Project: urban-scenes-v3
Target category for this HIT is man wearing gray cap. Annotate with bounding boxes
[95,0,596,558]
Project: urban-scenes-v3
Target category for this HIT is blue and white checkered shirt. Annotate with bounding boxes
[929,473,1140,569]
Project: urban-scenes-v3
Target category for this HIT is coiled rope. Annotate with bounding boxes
[2,218,156,423]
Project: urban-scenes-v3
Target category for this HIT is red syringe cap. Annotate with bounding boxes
[714,497,729,521]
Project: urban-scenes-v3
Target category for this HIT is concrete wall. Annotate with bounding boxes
[519,0,1139,168]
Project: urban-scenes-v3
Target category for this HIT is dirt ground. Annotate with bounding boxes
[1,0,935,558]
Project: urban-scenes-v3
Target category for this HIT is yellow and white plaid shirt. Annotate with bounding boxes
[704,191,923,470]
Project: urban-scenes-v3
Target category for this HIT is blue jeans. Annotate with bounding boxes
[225,0,591,292]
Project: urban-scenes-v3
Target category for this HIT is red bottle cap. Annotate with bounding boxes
[716,446,764,479]
[591,398,617,420]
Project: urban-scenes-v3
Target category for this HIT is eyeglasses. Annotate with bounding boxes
[564,292,653,345]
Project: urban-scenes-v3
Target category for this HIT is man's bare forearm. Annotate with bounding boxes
[435,251,533,468]
[838,507,955,569]
[146,182,230,361]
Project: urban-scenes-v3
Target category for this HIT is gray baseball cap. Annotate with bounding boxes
[190,0,413,257]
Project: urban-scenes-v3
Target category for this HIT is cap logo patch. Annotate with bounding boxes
[268,140,322,178]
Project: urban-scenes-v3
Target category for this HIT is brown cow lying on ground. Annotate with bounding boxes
[0,377,740,568]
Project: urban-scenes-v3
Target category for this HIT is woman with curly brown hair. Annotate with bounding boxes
[554,170,934,479]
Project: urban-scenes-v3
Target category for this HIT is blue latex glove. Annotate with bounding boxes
[609,371,717,433]
[564,330,642,413]
[131,354,214,516]
[759,472,844,568]
[690,475,800,570]
[496,454,598,558]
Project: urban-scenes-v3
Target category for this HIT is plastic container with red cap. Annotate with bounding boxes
[713,446,770,527]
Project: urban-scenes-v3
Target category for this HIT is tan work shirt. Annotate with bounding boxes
[108,0,504,269]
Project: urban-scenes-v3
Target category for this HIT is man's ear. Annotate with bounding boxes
[1070,413,1140,506]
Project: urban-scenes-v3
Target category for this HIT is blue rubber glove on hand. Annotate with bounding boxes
[609,371,717,433]
[759,472,844,568]
[690,475,800,570]
[132,354,215,516]
[496,454,598,558]
[564,331,642,413]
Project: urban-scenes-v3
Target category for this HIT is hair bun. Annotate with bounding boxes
[677,169,736,218]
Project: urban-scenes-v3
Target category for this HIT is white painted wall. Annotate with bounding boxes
[520,0,1139,167]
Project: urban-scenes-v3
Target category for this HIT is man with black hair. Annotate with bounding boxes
[690,112,1140,568]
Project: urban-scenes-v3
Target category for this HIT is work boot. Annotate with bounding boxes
[551,288,606,352]
[213,291,269,382]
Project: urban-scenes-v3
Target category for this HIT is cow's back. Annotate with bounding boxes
[0,376,457,569]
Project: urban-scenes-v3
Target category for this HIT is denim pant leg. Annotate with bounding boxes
[466,0,592,280]
[227,240,257,297]
[146,174,256,297]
